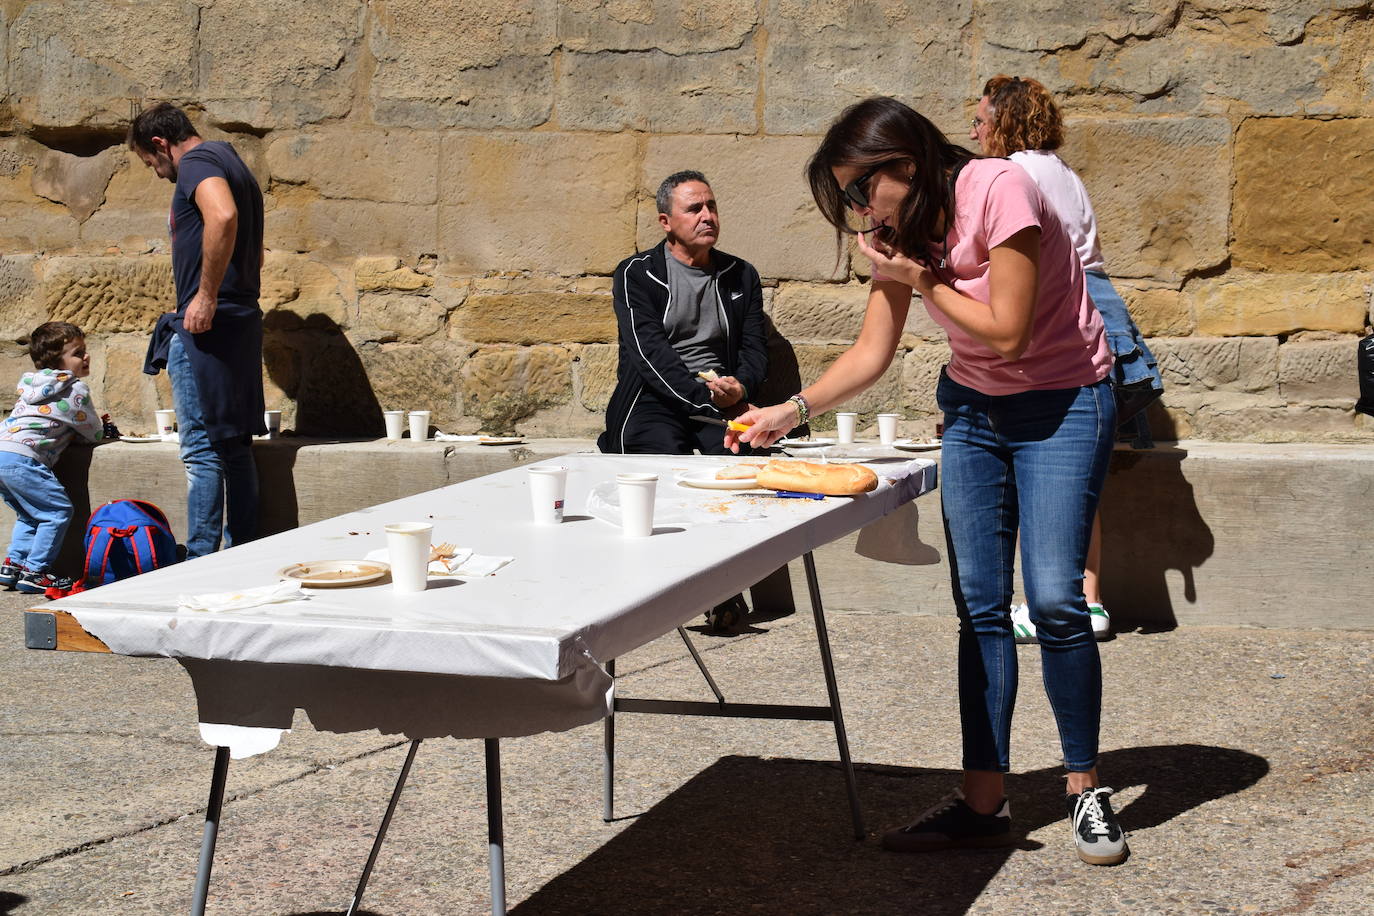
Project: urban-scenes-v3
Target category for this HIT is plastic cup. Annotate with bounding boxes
[836,412,858,444]
[528,465,568,524]
[155,409,176,441]
[263,410,281,439]
[385,522,433,593]
[877,413,901,445]
[408,410,431,441]
[616,473,658,538]
[383,410,405,441]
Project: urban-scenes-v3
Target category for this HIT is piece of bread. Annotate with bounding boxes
[698,369,720,381]
[715,459,770,480]
[755,459,878,496]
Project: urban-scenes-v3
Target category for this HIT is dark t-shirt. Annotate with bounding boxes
[170,141,264,309]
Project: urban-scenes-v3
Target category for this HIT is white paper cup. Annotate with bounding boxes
[155,409,176,441]
[263,410,281,439]
[877,413,901,445]
[385,522,433,593]
[408,410,431,441]
[382,410,405,441]
[528,466,568,524]
[616,473,658,538]
[836,412,858,444]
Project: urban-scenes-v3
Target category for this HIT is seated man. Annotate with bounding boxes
[599,170,768,455]
[599,170,770,630]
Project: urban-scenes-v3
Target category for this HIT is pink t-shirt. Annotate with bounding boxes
[882,158,1110,396]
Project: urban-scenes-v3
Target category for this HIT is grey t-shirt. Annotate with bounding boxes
[663,253,727,375]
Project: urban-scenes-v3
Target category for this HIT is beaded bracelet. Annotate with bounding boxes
[787,393,810,426]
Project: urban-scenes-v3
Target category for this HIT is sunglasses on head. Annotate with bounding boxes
[842,159,904,210]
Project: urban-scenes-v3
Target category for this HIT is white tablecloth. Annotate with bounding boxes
[51,453,936,751]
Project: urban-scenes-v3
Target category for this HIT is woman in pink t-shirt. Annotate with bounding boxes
[728,97,1126,865]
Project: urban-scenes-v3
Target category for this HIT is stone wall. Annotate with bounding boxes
[1,1,1371,441]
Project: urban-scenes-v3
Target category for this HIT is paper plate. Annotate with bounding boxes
[778,437,836,448]
[120,435,164,443]
[278,560,390,588]
[891,438,942,452]
[479,437,525,446]
[677,468,760,490]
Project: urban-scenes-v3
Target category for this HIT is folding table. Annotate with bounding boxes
[24,452,937,914]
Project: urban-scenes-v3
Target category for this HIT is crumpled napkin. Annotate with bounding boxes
[363,547,514,579]
[179,580,304,613]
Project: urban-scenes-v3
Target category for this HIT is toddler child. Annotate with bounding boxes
[0,321,103,594]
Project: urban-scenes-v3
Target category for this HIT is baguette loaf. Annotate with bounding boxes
[755,459,878,496]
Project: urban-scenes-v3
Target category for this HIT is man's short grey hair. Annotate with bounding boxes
[656,170,710,215]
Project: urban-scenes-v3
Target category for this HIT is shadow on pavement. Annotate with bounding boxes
[510,743,1268,915]
[0,893,27,915]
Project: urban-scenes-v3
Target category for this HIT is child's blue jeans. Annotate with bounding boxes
[0,451,73,572]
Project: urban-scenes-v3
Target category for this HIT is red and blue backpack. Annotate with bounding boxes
[83,499,179,588]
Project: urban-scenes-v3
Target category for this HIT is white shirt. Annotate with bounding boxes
[1008,149,1105,273]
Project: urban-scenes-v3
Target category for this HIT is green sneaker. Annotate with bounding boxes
[1088,603,1111,640]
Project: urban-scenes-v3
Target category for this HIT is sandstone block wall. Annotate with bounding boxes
[1,1,1371,442]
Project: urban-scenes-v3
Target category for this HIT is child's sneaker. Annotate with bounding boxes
[1010,603,1037,644]
[1088,603,1111,640]
[0,558,22,589]
[1067,786,1128,865]
[17,569,75,595]
[881,789,1012,852]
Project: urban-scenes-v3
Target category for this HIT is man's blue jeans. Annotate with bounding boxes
[936,370,1116,773]
[168,334,258,558]
[0,451,72,572]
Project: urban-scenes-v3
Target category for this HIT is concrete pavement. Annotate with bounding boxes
[3,587,1372,915]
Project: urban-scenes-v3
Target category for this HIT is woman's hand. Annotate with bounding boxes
[724,402,799,452]
[854,228,935,294]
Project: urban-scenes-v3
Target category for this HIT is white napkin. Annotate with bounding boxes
[179,580,304,613]
[363,547,514,579]
[433,432,483,441]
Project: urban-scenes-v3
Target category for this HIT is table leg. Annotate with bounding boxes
[677,626,725,704]
[190,745,230,916]
[603,658,615,822]
[803,550,866,840]
[346,738,422,916]
[486,738,506,916]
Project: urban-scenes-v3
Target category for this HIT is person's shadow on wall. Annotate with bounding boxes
[256,312,384,536]
[1101,443,1214,633]
[509,743,1267,915]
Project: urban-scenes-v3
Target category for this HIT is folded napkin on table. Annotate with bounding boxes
[433,432,483,442]
[363,547,514,579]
[179,580,304,613]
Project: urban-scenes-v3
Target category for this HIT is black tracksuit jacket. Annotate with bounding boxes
[597,241,769,454]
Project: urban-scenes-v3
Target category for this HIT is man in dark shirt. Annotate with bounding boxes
[130,103,266,557]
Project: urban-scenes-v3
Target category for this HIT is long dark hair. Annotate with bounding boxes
[806,96,975,268]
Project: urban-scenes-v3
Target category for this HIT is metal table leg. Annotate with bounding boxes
[603,658,615,822]
[190,745,230,916]
[803,550,865,839]
[346,738,422,916]
[486,738,506,916]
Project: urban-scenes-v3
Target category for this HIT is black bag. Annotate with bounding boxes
[1358,333,1374,418]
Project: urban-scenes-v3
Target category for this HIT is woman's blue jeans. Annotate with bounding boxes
[936,370,1116,773]
[168,334,258,558]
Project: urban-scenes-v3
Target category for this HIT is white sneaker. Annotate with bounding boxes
[1088,603,1111,640]
[1010,603,1037,644]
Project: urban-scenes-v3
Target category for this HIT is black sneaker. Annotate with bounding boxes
[704,594,748,634]
[17,570,75,595]
[882,790,1013,852]
[1067,787,1128,865]
[0,558,22,589]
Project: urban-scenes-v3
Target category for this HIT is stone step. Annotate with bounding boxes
[13,438,1371,631]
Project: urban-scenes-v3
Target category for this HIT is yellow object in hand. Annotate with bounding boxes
[727,420,751,432]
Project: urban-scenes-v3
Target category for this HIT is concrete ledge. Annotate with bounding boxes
[17,438,1373,631]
